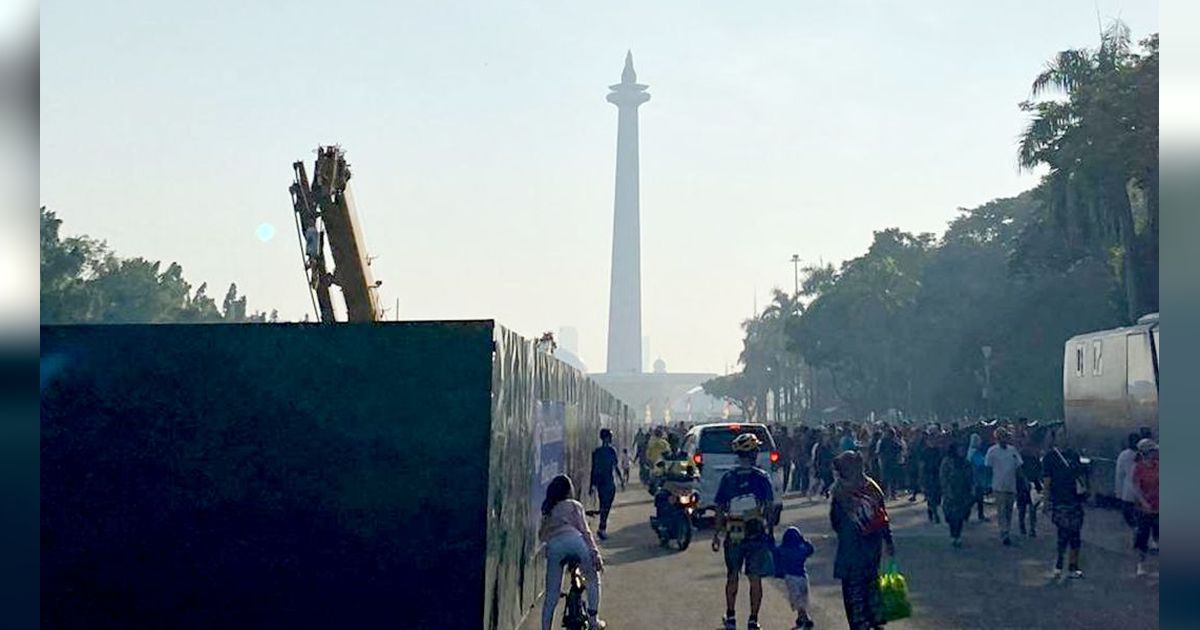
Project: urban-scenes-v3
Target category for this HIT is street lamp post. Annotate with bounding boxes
[981,345,993,417]
[790,254,801,295]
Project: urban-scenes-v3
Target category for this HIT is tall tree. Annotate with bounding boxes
[1018,21,1158,321]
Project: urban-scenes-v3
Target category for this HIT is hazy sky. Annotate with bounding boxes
[42,1,1157,374]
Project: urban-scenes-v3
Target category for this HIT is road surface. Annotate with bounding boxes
[521,480,1159,629]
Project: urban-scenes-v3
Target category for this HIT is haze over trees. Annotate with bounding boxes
[706,21,1157,423]
[41,207,275,324]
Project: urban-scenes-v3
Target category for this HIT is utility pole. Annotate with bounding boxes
[790,254,801,296]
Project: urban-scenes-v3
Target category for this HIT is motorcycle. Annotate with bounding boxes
[650,477,698,551]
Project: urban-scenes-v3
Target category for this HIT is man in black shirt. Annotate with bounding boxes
[1041,437,1086,579]
[590,428,620,540]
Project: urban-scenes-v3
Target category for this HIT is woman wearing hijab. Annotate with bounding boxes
[830,450,895,629]
[940,440,975,547]
[966,433,990,521]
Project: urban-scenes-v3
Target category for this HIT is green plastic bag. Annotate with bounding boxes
[878,559,912,622]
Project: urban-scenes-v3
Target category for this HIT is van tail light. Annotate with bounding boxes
[769,451,780,464]
[693,453,703,465]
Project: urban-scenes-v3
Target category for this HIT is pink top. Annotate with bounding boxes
[538,499,599,555]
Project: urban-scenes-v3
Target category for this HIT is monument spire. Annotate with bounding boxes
[605,52,650,374]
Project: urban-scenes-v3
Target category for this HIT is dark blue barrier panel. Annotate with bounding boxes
[41,322,495,628]
[41,322,632,630]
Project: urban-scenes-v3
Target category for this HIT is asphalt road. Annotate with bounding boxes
[521,479,1159,630]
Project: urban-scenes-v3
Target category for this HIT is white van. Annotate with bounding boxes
[682,422,783,528]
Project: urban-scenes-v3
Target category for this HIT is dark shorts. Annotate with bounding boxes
[724,538,773,578]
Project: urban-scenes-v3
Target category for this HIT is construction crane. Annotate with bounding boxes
[289,146,383,323]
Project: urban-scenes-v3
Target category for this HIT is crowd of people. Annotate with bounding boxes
[537,418,1159,630]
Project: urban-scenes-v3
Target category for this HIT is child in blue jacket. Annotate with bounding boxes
[778,526,815,629]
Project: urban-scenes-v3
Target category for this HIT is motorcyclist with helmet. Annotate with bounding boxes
[712,432,775,630]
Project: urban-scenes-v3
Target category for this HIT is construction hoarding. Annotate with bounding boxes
[41,322,630,629]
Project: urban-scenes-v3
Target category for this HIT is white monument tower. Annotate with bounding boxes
[605,51,650,374]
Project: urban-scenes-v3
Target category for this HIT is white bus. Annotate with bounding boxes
[1062,312,1158,500]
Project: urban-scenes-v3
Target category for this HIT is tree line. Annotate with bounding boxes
[41,207,276,324]
[706,22,1157,423]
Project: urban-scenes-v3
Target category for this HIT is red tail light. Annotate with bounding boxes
[729,423,742,431]
[693,453,703,465]
[770,451,780,464]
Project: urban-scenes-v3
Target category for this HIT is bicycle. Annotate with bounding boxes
[559,556,590,629]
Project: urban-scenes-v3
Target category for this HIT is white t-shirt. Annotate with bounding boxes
[985,444,1023,493]
[1115,448,1138,502]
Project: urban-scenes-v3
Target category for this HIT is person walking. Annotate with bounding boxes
[1016,441,1043,537]
[712,433,776,630]
[940,441,975,548]
[618,447,632,491]
[589,428,620,540]
[1115,433,1141,535]
[793,427,813,494]
[830,450,895,630]
[966,433,990,521]
[539,475,605,629]
[778,426,794,495]
[985,427,1022,546]
[813,434,837,499]
[1041,435,1086,578]
[905,430,924,503]
[921,427,944,524]
[777,526,816,629]
[1132,439,1159,576]
[878,427,902,501]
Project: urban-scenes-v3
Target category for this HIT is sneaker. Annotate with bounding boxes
[589,619,606,629]
[723,615,738,630]
[1052,568,1063,579]
[597,530,608,541]
[952,538,963,548]
[1068,570,1084,579]
[1136,562,1147,577]
[747,620,762,630]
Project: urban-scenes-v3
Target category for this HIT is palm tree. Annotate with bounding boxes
[1018,20,1158,321]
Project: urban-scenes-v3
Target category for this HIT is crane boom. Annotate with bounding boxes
[290,146,381,322]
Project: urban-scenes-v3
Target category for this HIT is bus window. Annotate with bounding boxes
[1092,339,1103,375]
[1075,344,1085,377]
[1127,333,1154,401]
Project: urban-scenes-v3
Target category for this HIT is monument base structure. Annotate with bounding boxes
[41,322,631,630]
[590,371,722,426]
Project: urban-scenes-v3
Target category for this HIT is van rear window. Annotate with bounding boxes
[699,426,773,453]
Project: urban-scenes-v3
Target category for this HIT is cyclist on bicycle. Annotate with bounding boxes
[539,474,606,629]
[712,432,774,630]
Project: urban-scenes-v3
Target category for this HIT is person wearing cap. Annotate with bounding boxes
[1131,438,1159,576]
[985,427,1023,546]
[713,432,775,630]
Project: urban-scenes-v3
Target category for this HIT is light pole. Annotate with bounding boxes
[790,254,801,295]
[981,345,993,417]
